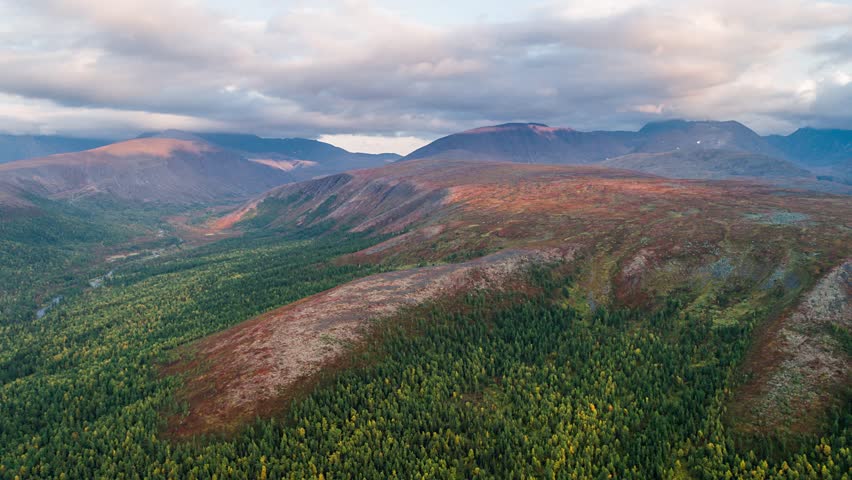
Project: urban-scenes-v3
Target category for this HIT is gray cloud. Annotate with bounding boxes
[0,0,851,146]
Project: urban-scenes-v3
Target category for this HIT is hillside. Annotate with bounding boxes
[185,159,851,442]
[0,133,110,164]
[0,137,293,205]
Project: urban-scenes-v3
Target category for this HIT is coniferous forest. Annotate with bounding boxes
[0,220,848,478]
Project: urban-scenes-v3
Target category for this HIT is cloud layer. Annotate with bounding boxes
[1,0,851,152]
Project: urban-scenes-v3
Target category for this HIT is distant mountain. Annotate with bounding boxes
[404,123,636,164]
[139,130,401,180]
[403,120,788,165]
[766,127,852,168]
[0,134,110,164]
[634,120,783,157]
[0,137,293,206]
[400,120,852,194]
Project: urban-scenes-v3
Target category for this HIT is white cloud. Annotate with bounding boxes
[0,0,850,146]
[317,134,431,155]
[0,93,227,138]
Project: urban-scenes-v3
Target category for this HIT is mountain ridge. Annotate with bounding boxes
[0,137,294,206]
[401,119,852,193]
[403,119,792,163]
[187,157,851,440]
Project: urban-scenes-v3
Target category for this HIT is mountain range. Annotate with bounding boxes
[402,120,851,192]
[1,118,850,215]
[403,119,844,166]
[0,131,400,212]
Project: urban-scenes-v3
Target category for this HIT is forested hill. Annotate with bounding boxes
[0,157,849,478]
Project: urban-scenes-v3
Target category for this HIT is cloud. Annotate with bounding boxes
[317,133,431,155]
[0,93,228,137]
[0,0,850,147]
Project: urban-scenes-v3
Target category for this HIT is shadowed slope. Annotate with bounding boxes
[404,123,636,164]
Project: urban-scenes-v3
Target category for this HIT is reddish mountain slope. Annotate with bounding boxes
[170,248,572,434]
[173,159,851,436]
[0,138,293,205]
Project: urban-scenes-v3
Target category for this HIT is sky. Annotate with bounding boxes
[0,0,851,154]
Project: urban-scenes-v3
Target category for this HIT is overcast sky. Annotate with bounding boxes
[1,0,851,154]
